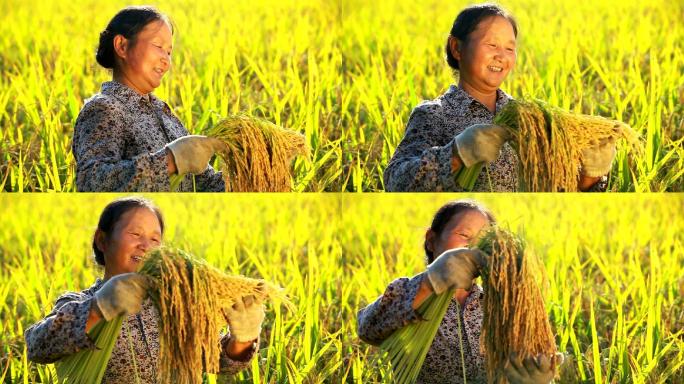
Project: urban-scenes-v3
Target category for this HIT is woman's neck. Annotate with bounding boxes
[458,80,497,113]
[112,71,147,96]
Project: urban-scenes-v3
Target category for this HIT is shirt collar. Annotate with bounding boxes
[443,84,512,116]
[101,81,159,107]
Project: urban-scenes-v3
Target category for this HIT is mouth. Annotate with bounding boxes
[153,68,165,77]
[131,254,145,263]
[487,65,504,73]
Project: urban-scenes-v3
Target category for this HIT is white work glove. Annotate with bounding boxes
[454,124,511,167]
[580,137,617,177]
[165,135,226,175]
[93,273,149,321]
[504,352,565,384]
[426,248,486,294]
[225,295,265,342]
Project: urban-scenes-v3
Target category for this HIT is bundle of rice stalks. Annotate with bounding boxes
[55,315,124,383]
[137,247,290,384]
[476,227,557,384]
[205,115,309,192]
[457,99,639,191]
[379,287,458,384]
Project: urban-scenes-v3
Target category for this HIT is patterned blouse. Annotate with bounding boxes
[25,279,254,383]
[72,81,225,192]
[357,273,487,384]
[384,85,518,192]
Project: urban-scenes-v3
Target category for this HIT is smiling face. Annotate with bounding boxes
[113,19,173,95]
[96,207,162,279]
[451,15,517,93]
[426,209,490,258]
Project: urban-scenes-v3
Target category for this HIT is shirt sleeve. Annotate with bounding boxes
[24,292,97,364]
[217,333,257,375]
[356,273,425,346]
[194,165,226,192]
[73,99,170,192]
[384,106,462,192]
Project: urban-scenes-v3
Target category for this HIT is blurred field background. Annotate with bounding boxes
[0,0,682,191]
[1,194,682,382]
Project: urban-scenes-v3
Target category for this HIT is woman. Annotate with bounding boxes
[72,6,226,192]
[24,197,263,382]
[383,4,616,192]
[357,199,564,383]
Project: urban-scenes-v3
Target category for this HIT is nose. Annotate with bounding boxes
[160,56,170,70]
[493,46,505,61]
[138,237,152,253]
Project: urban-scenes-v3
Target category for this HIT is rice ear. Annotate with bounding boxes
[477,226,557,384]
[205,115,309,192]
[457,99,640,191]
[137,246,290,384]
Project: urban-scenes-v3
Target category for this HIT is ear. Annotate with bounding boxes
[448,36,462,62]
[94,229,108,254]
[425,229,436,254]
[112,35,129,60]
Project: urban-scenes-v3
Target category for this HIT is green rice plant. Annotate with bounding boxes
[379,288,456,384]
[54,315,124,384]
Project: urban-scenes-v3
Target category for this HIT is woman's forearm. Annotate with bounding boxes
[578,174,601,191]
[225,335,255,361]
[412,274,434,309]
[85,300,103,333]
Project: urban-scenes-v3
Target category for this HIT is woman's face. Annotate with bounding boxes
[427,209,489,257]
[97,207,162,279]
[452,16,517,93]
[114,20,173,95]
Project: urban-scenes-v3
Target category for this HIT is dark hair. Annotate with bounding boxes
[424,199,496,263]
[445,3,518,70]
[96,6,173,69]
[93,196,165,266]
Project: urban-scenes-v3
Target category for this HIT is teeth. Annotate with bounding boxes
[488,66,503,72]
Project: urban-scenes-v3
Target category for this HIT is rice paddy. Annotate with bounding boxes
[1,0,682,191]
[1,194,682,383]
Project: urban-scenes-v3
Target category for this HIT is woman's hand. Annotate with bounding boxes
[580,137,617,178]
[225,295,265,343]
[504,352,564,384]
[454,124,511,168]
[426,248,486,294]
[165,135,227,175]
[91,273,149,325]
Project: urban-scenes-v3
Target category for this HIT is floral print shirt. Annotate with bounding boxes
[72,81,224,192]
[357,273,486,384]
[24,279,254,383]
[384,85,518,192]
